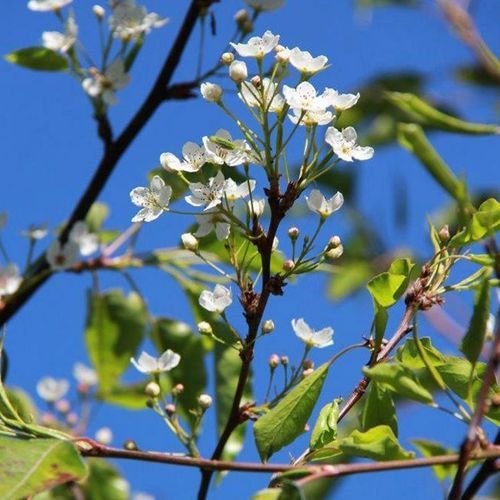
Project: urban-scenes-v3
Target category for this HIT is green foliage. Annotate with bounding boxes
[310,399,340,450]
[96,381,149,409]
[3,387,37,424]
[4,48,68,71]
[361,383,398,436]
[254,362,330,462]
[412,439,456,482]
[395,337,446,369]
[0,437,87,499]
[85,202,110,233]
[328,261,374,300]
[85,290,147,394]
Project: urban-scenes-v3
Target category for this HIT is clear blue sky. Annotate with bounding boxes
[1,1,499,498]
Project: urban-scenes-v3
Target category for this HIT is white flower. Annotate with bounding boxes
[283,82,329,113]
[92,5,105,19]
[185,171,225,210]
[203,129,249,166]
[289,48,328,74]
[95,427,113,444]
[21,223,48,240]
[82,60,130,106]
[195,210,230,240]
[231,30,280,59]
[229,60,248,83]
[73,362,98,386]
[323,89,360,111]
[0,264,22,297]
[200,82,223,103]
[199,284,232,313]
[288,108,334,126]
[223,178,256,202]
[36,377,69,402]
[109,0,168,40]
[275,45,291,63]
[160,142,207,173]
[325,126,374,162]
[292,318,333,348]
[245,0,284,11]
[42,14,77,53]
[69,222,99,256]
[131,349,181,374]
[181,233,199,251]
[46,240,80,270]
[306,189,344,218]
[239,78,284,113]
[130,175,172,222]
[28,0,72,12]
[247,198,265,217]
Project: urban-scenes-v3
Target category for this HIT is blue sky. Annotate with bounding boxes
[1,1,499,499]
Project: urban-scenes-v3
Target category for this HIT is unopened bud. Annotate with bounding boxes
[229,60,248,83]
[438,224,450,243]
[325,245,344,260]
[198,394,213,409]
[55,399,70,413]
[145,381,161,398]
[220,52,234,65]
[262,319,275,334]
[304,423,310,432]
[269,354,280,368]
[303,368,314,377]
[234,8,249,24]
[95,427,113,445]
[66,412,78,425]
[288,227,299,240]
[303,359,314,370]
[181,232,199,251]
[165,403,176,416]
[200,82,223,103]
[282,260,295,272]
[197,321,213,336]
[248,199,265,217]
[328,235,342,249]
[280,356,289,366]
[123,439,138,451]
[172,383,184,395]
[92,4,105,19]
[251,75,261,88]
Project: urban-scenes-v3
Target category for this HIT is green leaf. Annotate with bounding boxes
[85,290,147,393]
[96,381,149,409]
[412,439,456,481]
[328,261,374,300]
[460,278,491,365]
[363,363,434,404]
[0,437,87,499]
[367,257,415,308]
[396,337,445,369]
[80,458,128,500]
[3,387,37,424]
[372,303,389,351]
[361,383,398,436]
[5,47,68,71]
[85,203,110,233]
[254,362,330,462]
[151,318,207,428]
[310,399,340,450]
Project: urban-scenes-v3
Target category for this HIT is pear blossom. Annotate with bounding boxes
[289,48,328,74]
[248,198,265,217]
[42,14,78,53]
[203,129,249,166]
[160,142,208,173]
[69,221,99,256]
[185,171,226,210]
[324,89,360,111]
[46,240,79,270]
[109,0,168,40]
[325,126,374,162]
[194,210,230,240]
[82,60,130,106]
[36,377,69,402]
[229,60,248,83]
[131,349,181,374]
[245,0,284,11]
[239,78,284,113]
[199,284,232,313]
[292,318,334,348]
[130,175,172,222]
[288,108,334,126]
[181,233,199,251]
[200,82,223,103]
[73,362,98,386]
[306,189,344,218]
[283,82,329,113]
[21,223,48,240]
[231,30,280,59]
[223,178,256,202]
[275,45,291,63]
[28,0,72,12]
[0,264,22,297]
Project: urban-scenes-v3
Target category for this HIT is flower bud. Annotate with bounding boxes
[327,235,342,249]
[181,232,199,251]
[438,224,450,243]
[303,368,314,377]
[251,75,261,88]
[288,227,299,240]
[229,60,248,83]
[95,427,113,445]
[280,356,289,366]
[220,52,234,65]
[262,319,275,334]
[325,244,344,260]
[172,383,184,396]
[197,321,213,336]
[145,381,161,398]
[66,412,78,425]
[123,439,138,451]
[248,199,265,217]
[282,260,295,272]
[92,4,105,19]
[303,359,314,370]
[234,8,249,24]
[55,399,70,413]
[165,403,176,416]
[268,354,280,368]
[200,82,222,103]
[198,394,213,409]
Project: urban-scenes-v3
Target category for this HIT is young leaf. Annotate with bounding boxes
[254,362,330,462]
[361,383,398,436]
[5,47,68,71]
[460,278,491,365]
[310,399,340,450]
[0,437,87,499]
[85,290,147,394]
[85,202,110,233]
[412,439,456,482]
[396,337,445,369]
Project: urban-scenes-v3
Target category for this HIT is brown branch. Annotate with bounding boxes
[0,0,215,326]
